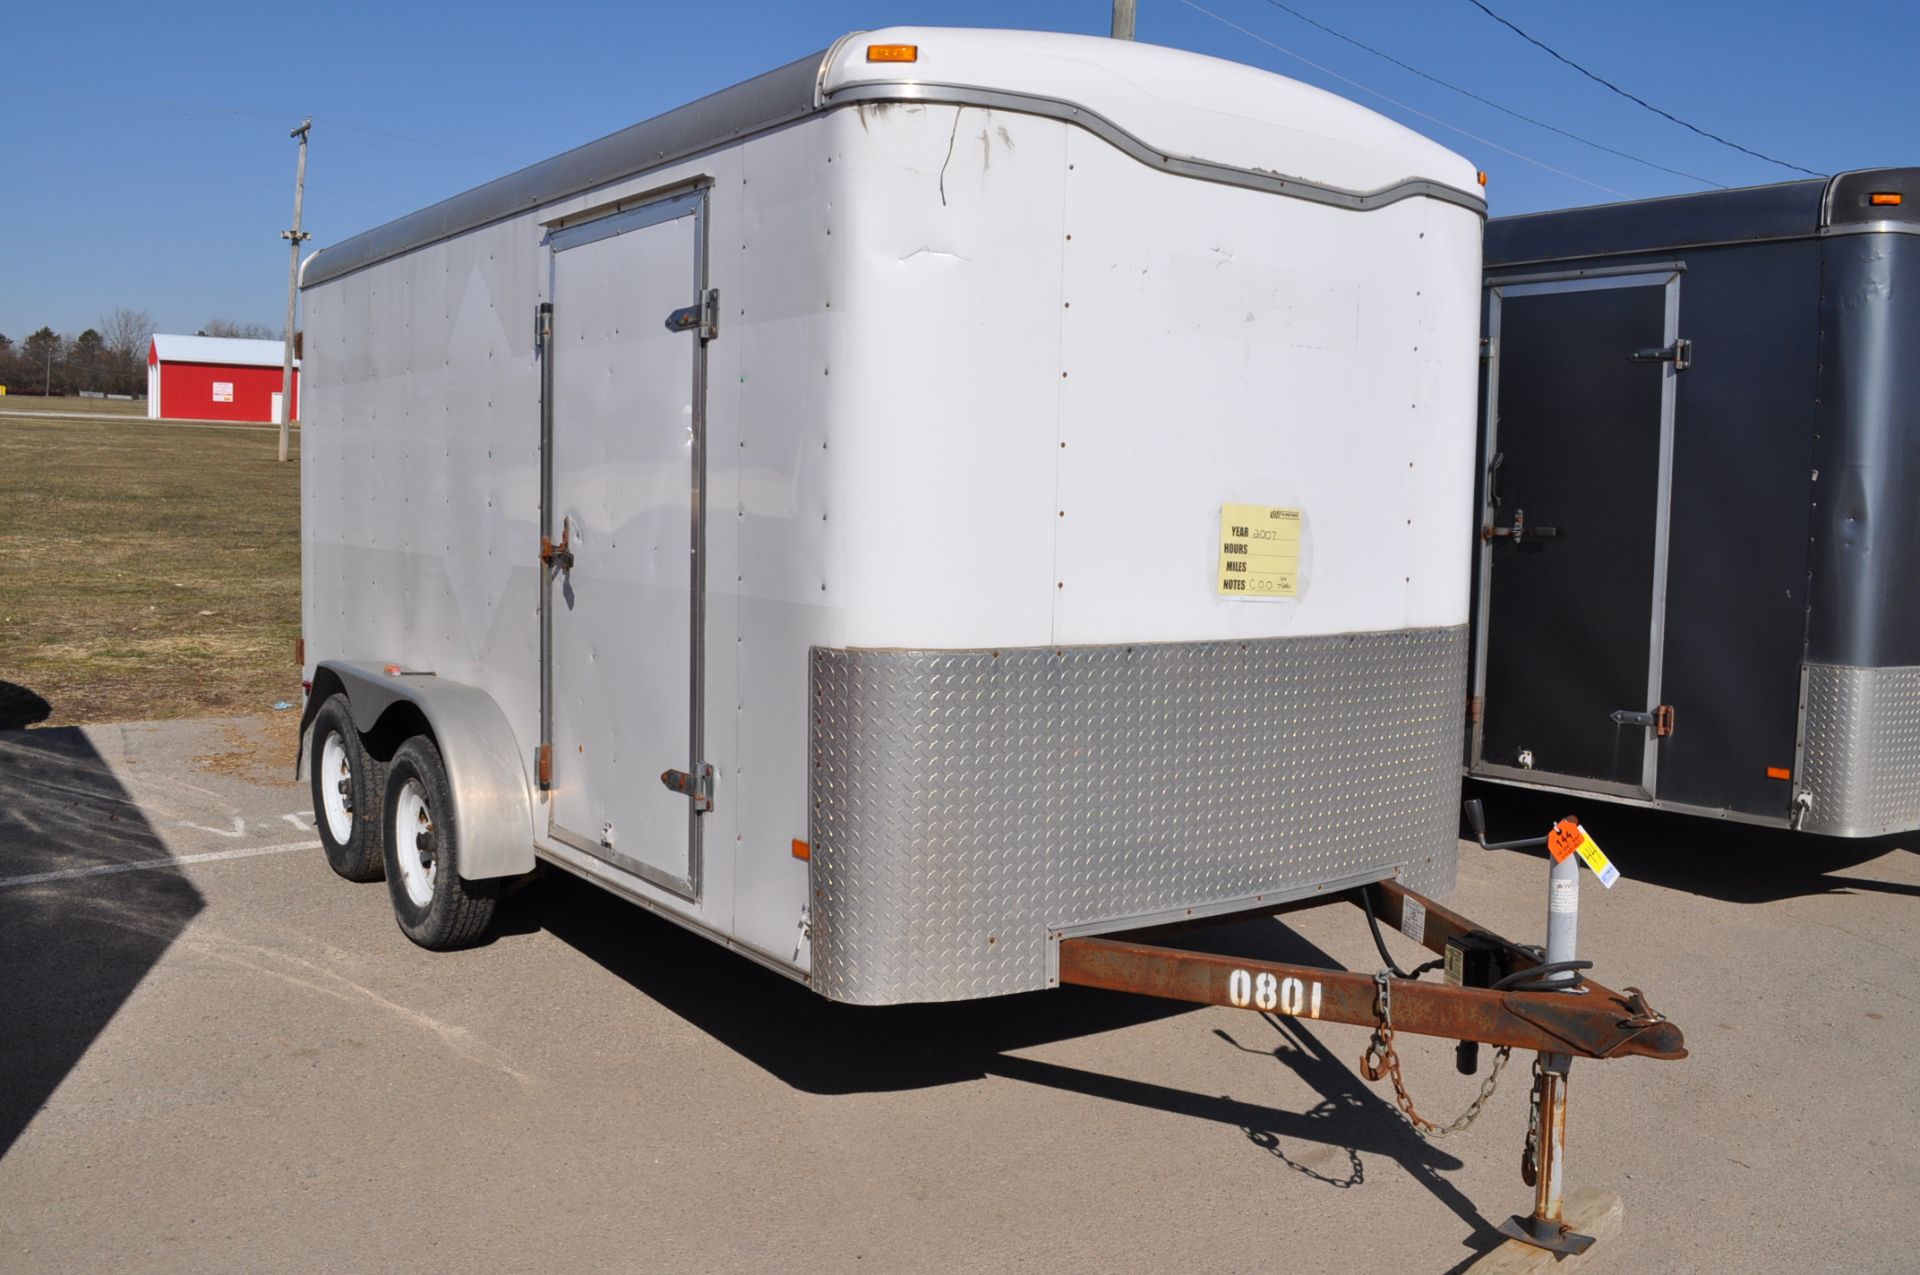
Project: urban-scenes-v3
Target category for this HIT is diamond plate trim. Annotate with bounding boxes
[1800,662,1920,837]
[809,626,1467,1004]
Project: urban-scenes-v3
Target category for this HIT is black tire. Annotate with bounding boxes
[309,695,386,882]
[381,734,497,950]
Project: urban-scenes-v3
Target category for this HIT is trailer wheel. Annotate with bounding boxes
[310,694,385,882]
[381,734,497,950]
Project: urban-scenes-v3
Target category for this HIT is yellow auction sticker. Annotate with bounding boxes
[1549,819,1621,888]
[1217,503,1301,597]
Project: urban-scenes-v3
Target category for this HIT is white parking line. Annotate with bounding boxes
[0,840,321,889]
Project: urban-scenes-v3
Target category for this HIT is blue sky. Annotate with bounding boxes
[2,1,1910,338]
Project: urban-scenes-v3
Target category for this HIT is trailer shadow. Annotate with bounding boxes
[512,874,1500,1244]
[1466,779,1918,904]
[0,725,204,1159]
[0,681,52,730]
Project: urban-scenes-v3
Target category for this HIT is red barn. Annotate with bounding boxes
[147,334,299,423]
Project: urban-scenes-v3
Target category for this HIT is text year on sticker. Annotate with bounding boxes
[1217,502,1301,598]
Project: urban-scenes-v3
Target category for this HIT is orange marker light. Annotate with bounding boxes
[1870,192,1903,207]
[791,838,811,861]
[1766,766,1792,781]
[866,43,919,63]
[1477,171,1488,187]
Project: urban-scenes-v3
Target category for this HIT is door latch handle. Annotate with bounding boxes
[1482,508,1561,543]
[664,288,720,341]
[1629,338,1692,370]
[540,517,574,572]
[661,763,715,812]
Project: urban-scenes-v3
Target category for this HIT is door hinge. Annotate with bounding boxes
[661,763,715,812]
[536,743,553,788]
[1467,695,1483,724]
[1611,704,1677,737]
[1480,336,1498,360]
[665,288,720,341]
[1629,337,1691,370]
[534,301,553,352]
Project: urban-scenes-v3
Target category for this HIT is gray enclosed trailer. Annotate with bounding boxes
[1468,167,1920,836]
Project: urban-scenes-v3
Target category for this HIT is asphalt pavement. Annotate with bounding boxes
[1,716,1914,1273]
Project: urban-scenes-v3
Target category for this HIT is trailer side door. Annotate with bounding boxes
[540,188,712,898]
[1472,270,1681,798]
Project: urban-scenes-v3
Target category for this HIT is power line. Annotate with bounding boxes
[1260,0,1722,189]
[1459,0,1822,177]
[317,120,527,168]
[1178,0,1626,197]
[0,88,529,168]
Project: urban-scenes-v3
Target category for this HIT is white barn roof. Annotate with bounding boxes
[150,333,296,368]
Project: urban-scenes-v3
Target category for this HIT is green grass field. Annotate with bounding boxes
[0,396,148,417]
[0,414,300,726]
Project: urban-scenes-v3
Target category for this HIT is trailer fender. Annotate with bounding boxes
[300,660,537,880]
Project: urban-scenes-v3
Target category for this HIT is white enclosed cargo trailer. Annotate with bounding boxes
[297,27,1488,1003]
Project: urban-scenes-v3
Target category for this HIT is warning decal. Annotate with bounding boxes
[1217,503,1301,597]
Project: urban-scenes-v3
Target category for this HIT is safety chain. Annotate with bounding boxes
[1521,1055,1544,1185]
[1359,969,1513,1139]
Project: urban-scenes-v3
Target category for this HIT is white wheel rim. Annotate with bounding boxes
[393,778,438,907]
[319,730,355,846]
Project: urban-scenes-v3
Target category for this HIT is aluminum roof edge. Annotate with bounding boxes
[1486,167,1920,267]
[302,50,828,289]
[305,40,1485,290]
[822,81,1484,216]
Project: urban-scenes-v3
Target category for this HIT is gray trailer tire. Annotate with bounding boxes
[382,735,498,950]
[310,694,386,883]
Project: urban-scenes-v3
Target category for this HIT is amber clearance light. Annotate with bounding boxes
[866,43,919,63]
[1869,192,1904,207]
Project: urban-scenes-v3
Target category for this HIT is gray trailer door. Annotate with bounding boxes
[541,189,711,897]
[1472,270,1681,797]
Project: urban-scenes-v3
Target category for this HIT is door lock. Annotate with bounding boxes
[1482,507,1561,543]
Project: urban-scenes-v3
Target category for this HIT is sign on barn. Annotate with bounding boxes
[147,334,297,423]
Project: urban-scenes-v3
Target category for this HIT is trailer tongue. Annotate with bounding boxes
[1059,821,1685,1258]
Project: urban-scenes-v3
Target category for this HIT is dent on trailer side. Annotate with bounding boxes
[1800,228,1920,835]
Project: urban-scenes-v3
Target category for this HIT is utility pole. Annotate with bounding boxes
[1111,0,1136,40]
[278,118,312,463]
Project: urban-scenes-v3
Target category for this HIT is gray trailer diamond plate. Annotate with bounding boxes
[1800,662,1920,837]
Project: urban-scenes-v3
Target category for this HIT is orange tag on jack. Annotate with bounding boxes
[1547,817,1583,864]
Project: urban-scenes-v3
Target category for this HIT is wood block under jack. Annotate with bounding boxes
[1466,1189,1624,1273]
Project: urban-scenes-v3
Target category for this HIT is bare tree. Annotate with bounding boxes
[200,319,277,339]
[98,307,153,396]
